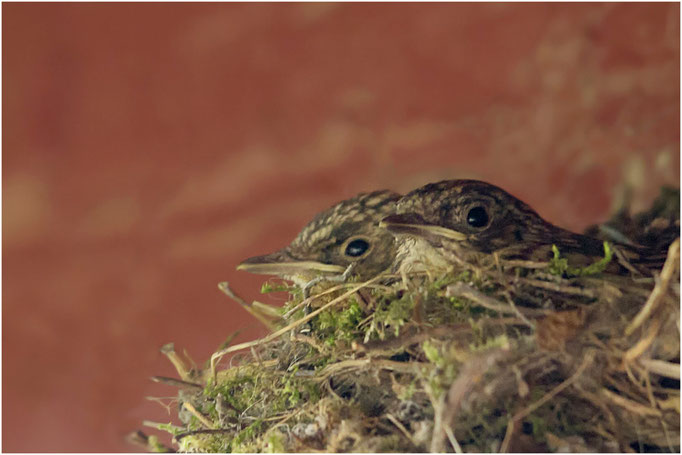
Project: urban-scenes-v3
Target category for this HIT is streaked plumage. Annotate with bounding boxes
[238,190,401,286]
[382,180,673,275]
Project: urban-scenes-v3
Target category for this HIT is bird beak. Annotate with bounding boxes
[380,213,468,241]
[237,249,346,275]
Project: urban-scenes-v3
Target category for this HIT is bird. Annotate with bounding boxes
[237,190,401,288]
[380,179,671,275]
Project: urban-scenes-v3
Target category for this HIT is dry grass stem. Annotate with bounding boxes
[626,238,680,335]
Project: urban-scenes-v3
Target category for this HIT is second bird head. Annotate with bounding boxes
[379,179,610,265]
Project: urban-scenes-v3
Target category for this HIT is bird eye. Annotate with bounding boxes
[466,206,489,228]
[344,238,370,257]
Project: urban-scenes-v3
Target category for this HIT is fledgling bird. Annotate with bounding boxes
[237,190,401,287]
[381,179,671,275]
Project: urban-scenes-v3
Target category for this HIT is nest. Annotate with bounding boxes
[131,189,680,453]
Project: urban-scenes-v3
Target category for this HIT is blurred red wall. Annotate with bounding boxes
[3,3,679,452]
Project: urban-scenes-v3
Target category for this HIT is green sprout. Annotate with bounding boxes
[549,241,613,277]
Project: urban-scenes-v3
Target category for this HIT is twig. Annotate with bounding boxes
[218,282,278,330]
[624,316,663,362]
[612,245,645,275]
[175,428,234,442]
[446,282,548,316]
[210,275,385,381]
[498,257,550,269]
[517,278,597,298]
[281,282,346,319]
[281,281,392,320]
[643,366,658,411]
[353,318,525,355]
[601,388,663,417]
[639,359,681,379]
[502,290,534,328]
[160,343,192,382]
[290,333,331,354]
[316,358,428,380]
[626,238,680,335]
[573,386,618,437]
[145,396,177,414]
[143,420,184,432]
[126,430,176,452]
[443,424,463,453]
[500,350,594,452]
[430,347,508,453]
[151,376,203,390]
[385,414,418,448]
[494,259,536,328]
[182,402,215,429]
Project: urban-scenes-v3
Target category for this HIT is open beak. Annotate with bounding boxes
[380,213,468,242]
[237,249,346,275]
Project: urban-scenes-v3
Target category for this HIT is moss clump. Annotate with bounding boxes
[134,192,680,453]
[314,298,364,345]
[549,241,614,277]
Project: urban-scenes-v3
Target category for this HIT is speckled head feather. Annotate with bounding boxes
[238,190,401,284]
[382,179,666,272]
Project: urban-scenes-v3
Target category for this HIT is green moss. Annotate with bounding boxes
[430,270,471,289]
[422,340,443,367]
[231,419,264,452]
[421,340,459,399]
[469,333,509,352]
[266,432,286,453]
[549,241,613,277]
[370,291,414,339]
[145,421,184,436]
[398,377,417,400]
[527,412,548,438]
[422,270,492,323]
[260,281,297,294]
[312,298,365,346]
[272,367,320,412]
[146,435,172,453]
[211,372,259,413]
[337,300,364,339]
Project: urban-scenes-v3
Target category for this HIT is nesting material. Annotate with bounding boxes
[133,189,680,453]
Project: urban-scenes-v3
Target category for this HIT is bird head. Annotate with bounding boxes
[381,180,551,254]
[238,190,400,285]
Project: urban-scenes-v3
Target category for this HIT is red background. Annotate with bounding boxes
[3,3,679,452]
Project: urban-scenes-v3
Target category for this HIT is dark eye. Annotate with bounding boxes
[466,206,489,228]
[344,238,370,257]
